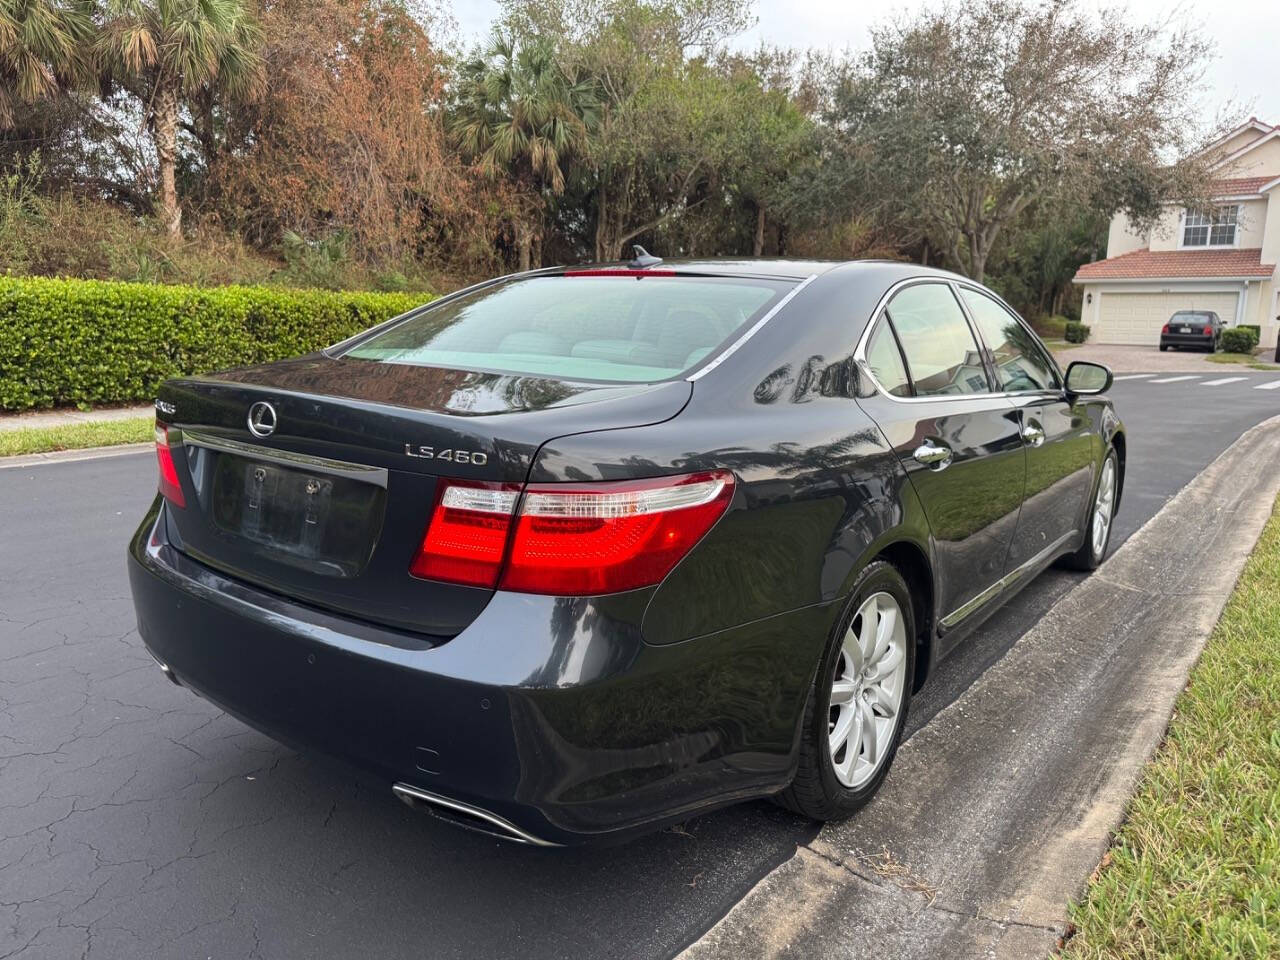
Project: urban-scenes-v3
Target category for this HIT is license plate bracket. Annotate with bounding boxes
[207,452,384,577]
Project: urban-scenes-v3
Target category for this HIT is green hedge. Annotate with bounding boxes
[0,276,433,411]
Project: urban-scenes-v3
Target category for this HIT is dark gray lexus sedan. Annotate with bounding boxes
[128,256,1124,845]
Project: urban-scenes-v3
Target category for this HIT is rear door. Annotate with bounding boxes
[856,281,1026,629]
[957,286,1096,567]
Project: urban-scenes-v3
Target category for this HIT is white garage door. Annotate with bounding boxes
[1094,291,1239,345]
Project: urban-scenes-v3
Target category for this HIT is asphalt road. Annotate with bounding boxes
[1,372,1277,960]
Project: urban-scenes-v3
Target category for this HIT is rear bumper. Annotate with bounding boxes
[127,500,830,844]
[1159,332,1215,348]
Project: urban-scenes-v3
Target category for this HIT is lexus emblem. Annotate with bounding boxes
[247,401,278,438]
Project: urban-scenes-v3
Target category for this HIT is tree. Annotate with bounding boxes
[211,0,496,273]
[499,0,755,261]
[452,32,599,270]
[717,51,816,255]
[829,0,1215,282]
[0,0,91,128]
[96,0,263,239]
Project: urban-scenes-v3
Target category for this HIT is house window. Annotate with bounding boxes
[1182,205,1238,247]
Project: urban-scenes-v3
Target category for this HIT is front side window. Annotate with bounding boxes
[342,274,793,383]
[959,289,1060,392]
[885,283,990,397]
[1182,205,1238,247]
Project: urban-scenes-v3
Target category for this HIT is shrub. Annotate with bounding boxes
[1220,327,1259,354]
[1238,324,1261,340]
[1032,314,1070,339]
[1064,321,1091,344]
[0,276,432,411]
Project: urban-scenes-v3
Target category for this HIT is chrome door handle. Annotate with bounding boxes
[912,441,952,469]
[1021,424,1045,447]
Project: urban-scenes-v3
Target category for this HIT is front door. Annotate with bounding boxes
[956,286,1095,566]
[856,282,1027,630]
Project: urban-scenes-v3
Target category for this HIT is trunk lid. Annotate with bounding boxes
[157,355,691,636]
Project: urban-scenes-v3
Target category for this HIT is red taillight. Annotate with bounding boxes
[1161,324,1170,334]
[501,471,735,595]
[155,423,185,508]
[410,471,736,595]
[1203,325,1213,335]
[410,481,519,587]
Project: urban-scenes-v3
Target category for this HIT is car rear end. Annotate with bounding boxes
[1160,311,1218,351]
[127,266,811,844]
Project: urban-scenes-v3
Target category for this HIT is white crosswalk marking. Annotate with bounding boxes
[1256,380,1280,390]
[1148,375,1200,383]
[1112,374,1156,381]
[1201,377,1247,386]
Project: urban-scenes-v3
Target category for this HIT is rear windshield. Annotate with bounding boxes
[340,274,794,383]
[1171,312,1213,322]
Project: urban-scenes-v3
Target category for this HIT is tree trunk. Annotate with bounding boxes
[753,205,766,256]
[153,84,182,240]
[776,223,787,257]
[965,232,986,283]
[515,221,532,272]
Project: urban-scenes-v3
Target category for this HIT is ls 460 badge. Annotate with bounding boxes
[404,445,488,465]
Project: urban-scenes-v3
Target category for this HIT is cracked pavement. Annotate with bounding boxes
[2,378,1278,960]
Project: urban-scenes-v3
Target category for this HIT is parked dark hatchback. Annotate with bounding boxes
[1159,310,1224,351]
[128,258,1124,845]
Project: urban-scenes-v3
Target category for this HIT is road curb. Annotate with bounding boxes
[680,414,1280,960]
[0,442,153,470]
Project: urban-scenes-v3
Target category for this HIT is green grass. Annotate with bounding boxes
[0,416,153,457]
[1205,352,1280,370]
[1045,339,1084,352]
[1062,500,1280,959]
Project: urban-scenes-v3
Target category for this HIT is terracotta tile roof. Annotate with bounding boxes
[1074,248,1276,281]
[1210,176,1276,195]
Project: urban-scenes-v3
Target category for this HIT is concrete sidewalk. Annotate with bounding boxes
[682,414,1280,960]
[0,404,153,432]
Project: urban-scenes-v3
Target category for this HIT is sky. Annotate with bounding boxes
[446,0,1280,126]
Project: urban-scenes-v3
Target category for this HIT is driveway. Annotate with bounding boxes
[1051,341,1277,372]
[2,376,1279,960]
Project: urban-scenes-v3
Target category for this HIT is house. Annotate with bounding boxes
[1073,118,1280,349]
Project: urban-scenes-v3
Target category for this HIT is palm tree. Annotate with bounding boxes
[96,0,263,239]
[0,0,92,128]
[453,33,598,270]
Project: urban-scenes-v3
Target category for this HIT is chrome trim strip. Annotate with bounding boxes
[181,430,389,489]
[686,273,819,381]
[391,783,560,847]
[938,530,1077,629]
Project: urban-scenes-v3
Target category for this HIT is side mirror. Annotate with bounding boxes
[1064,361,1112,396]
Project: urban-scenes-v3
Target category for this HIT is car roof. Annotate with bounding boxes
[551,258,970,283]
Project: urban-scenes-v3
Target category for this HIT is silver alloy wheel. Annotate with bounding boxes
[827,591,908,789]
[1091,456,1117,558]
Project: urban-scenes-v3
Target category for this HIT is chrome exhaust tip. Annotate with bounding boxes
[392,783,558,847]
[148,650,182,686]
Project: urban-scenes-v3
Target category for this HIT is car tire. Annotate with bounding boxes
[777,560,915,821]
[1159,344,1168,352]
[1062,447,1119,571]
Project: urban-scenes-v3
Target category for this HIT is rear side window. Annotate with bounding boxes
[865,319,911,397]
[341,275,794,383]
[959,289,1060,392]
[885,284,990,397]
